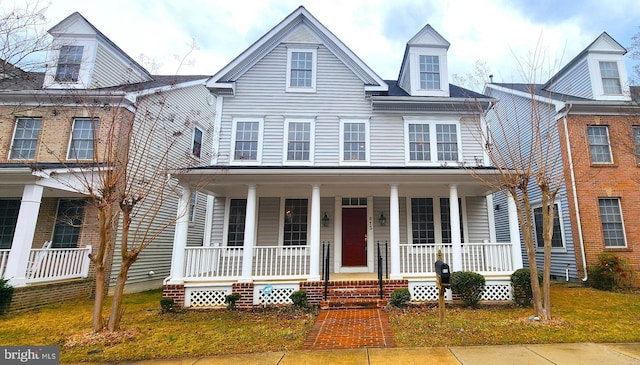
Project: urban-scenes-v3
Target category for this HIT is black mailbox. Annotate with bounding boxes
[435,260,450,284]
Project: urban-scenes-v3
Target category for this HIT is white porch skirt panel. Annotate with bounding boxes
[184,284,232,307]
[408,277,512,302]
[253,282,300,305]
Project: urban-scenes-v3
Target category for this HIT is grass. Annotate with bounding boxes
[0,283,638,362]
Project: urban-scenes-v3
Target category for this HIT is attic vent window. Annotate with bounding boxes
[419,55,440,90]
[599,61,621,94]
[286,48,317,92]
[55,45,84,82]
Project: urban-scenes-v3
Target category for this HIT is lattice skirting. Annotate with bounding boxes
[481,280,512,301]
[253,283,300,305]
[408,278,512,302]
[184,285,232,308]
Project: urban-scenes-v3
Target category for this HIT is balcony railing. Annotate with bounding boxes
[26,246,92,283]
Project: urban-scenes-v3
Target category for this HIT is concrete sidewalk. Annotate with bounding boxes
[86,343,640,364]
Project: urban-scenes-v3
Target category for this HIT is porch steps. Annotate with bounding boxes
[319,282,387,310]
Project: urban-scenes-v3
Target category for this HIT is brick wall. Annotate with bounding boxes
[8,279,93,312]
[232,282,255,308]
[301,280,409,306]
[560,114,640,286]
[162,284,185,308]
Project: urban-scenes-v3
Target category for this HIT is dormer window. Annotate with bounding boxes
[55,45,84,82]
[599,61,622,94]
[286,47,317,92]
[419,55,440,90]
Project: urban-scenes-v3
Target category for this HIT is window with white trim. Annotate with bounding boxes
[232,120,262,162]
[598,198,626,248]
[52,199,85,248]
[599,61,622,94]
[408,124,430,161]
[285,120,313,162]
[0,200,20,249]
[227,199,246,247]
[340,120,368,163]
[283,199,308,246]
[188,191,197,222]
[633,126,640,162]
[10,117,41,160]
[68,118,97,160]
[55,45,83,82]
[411,198,435,244]
[419,55,440,90]
[436,124,458,161]
[532,203,564,249]
[192,126,203,159]
[286,48,317,92]
[405,121,461,163]
[587,126,612,164]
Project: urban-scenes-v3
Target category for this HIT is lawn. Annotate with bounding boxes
[0,284,638,362]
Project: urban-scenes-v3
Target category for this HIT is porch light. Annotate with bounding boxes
[379,212,386,226]
[322,212,330,227]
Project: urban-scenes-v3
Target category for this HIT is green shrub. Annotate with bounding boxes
[588,253,632,291]
[160,297,176,313]
[451,271,485,308]
[290,290,308,308]
[0,279,13,315]
[389,288,411,308]
[510,268,543,307]
[225,293,241,310]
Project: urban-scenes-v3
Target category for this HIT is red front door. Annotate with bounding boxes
[342,207,367,266]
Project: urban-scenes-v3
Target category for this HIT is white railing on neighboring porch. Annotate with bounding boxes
[0,249,10,278]
[26,246,92,283]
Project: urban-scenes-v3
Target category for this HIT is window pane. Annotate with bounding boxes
[284,199,308,246]
[55,45,83,82]
[234,122,259,160]
[52,199,85,248]
[0,200,20,249]
[192,128,203,158]
[290,52,313,87]
[599,198,626,247]
[587,126,612,163]
[440,198,464,244]
[10,118,41,159]
[408,124,430,161]
[68,118,96,160]
[343,123,366,161]
[533,204,564,248]
[599,62,622,94]
[436,124,458,161]
[227,199,247,247]
[419,55,440,89]
[411,198,434,244]
[287,122,310,161]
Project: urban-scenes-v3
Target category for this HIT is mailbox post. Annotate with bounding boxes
[434,250,450,324]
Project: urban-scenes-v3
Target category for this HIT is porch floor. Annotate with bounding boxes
[323,273,379,281]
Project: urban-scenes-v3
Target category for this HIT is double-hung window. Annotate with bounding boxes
[227,199,247,247]
[232,119,262,163]
[587,126,612,164]
[633,126,640,162]
[68,118,97,160]
[286,48,317,92]
[411,198,435,244]
[285,120,313,163]
[599,198,626,248]
[436,124,458,161]
[340,120,369,164]
[55,45,83,82]
[532,203,564,249]
[0,200,20,249]
[283,199,308,246]
[405,120,460,164]
[599,61,622,94]
[419,55,440,90]
[10,117,41,160]
[52,199,85,248]
[408,124,430,161]
[192,126,203,159]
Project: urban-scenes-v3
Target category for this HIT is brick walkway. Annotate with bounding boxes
[301,309,395,350]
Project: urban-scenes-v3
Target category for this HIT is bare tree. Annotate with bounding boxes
[0,1,50,74]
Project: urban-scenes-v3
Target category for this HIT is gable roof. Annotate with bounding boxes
[207,6,387,93]
[397,25,450,85]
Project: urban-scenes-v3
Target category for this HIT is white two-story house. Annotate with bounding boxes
[163,6,523,308]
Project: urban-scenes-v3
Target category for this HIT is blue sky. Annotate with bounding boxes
[14,0,640,85]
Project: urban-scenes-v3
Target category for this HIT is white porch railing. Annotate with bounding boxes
[400,244,453,275]
[0,249,10,278]
[461,242,513,273]
[253,246,310,279]
[184,246,244,280]
[26,245,92,283]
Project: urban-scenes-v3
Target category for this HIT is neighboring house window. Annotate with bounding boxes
[0,200,20,249]
[283,199,308,246]
[68,118,97,160]
[419,55,440,90]
[286,121,312,162]
[405,121,460,163]
[227,199,247,247]
[232,120,262,162]
[10,117,41,160]
[436,124,458,161]
[532,203,564,249]
[587,126,612,164]
[55,45,83,82]
[440,198,464,244]
[188,191,197,222]
[598,198,626,248]
[411,198,435,244]
[599,61,622,94]
[408,123,430,161]
[633,126,640,162]
[341,121,368,163]
[192,127,203,159]
[52,199,85,248]
[286,48,317,92]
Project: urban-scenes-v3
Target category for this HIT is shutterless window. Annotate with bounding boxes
[55,45,83,82]
[343,122,366,161]
[52,199,85,248]
[587,126,612,163]
[192,127,203,158]
[0,200,20,249]
[408,124,430,161]
[533,204,564,248]
[440,198,464,244]
[599,198,626,247]
[290,51,313,87]
[599,61,622,94]
[419,55,440,89]
[633,126,640,162]
[68,118,96,160]
[227,199,247,247]
[284,199,308,246]
[411,198,435,244]
[287,122,311,161]
[436,124,458,161]
[188,191,197,222]
[10,117,41,159]
[234,122,259,160]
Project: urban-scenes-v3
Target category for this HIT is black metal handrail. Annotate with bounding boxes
[377,241,383,299]
[322,241,330,301]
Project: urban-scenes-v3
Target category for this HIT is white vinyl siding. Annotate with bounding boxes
[599,198,626,248]
[91,45,149,88]
[10,117,41,160]
[587,126,613,164]
[545,59,593,99]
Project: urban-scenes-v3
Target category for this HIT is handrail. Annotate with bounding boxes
[323,241,330,301]
[377,241,383,299]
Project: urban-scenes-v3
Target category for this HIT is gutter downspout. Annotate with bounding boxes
[562,104,588,282]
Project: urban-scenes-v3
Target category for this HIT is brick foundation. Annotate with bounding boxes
[301,279,409,306]
[8,279,93,312]
[162,284,185,308]
[232,282,255,308]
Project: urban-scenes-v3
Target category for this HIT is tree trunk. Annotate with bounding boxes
[106,257,134,331]
[91,264,105,332]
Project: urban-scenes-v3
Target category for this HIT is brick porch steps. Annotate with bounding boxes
[320,298,387,309]
[318,281,391,309]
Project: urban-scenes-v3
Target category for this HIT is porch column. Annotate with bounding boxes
[389,184,402,279]
[308,184,321,281]
[240,185,257,282]
[450,185,463,272]
[507,194,524,269]
[167,187,190,284]
[5,184,43,287]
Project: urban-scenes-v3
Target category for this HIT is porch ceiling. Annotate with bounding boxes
[174,166,505,197]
